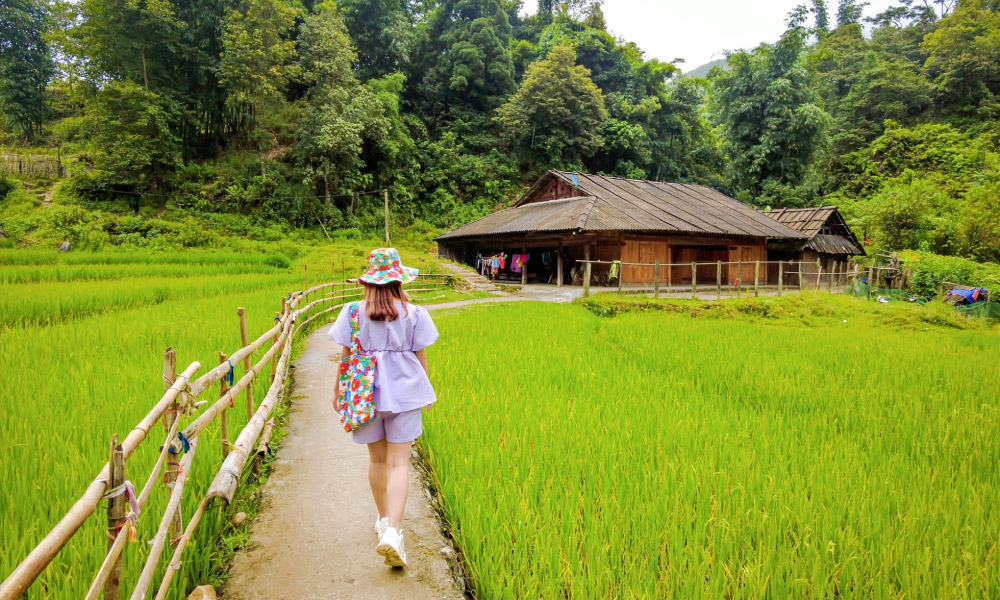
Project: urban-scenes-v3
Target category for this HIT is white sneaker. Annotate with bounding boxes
[375,516,389,540]
[376,526,407,567]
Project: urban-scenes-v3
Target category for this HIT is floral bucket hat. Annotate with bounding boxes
[359,248,418,285]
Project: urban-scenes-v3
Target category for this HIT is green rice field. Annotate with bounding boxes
[0,244,463,598]
[423,298,1000,599]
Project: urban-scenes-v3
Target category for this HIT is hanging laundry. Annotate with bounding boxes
[610,260,621,279]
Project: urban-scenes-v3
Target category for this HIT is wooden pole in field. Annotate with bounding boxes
[814,264,823,299]
[828,262,835,292]
[583,245,591,297]
[716,261,722,300]
[218,352,230,459]
[691,262,697,299]
[104,437,125,600]
[617,261,623,296]
[778,262,784,296]
[754,261,760,297]
[798,261,803,291]
[653,261,660,298]
[736,260,742,298]
[868,267,874,300]
[384,189,390,244]
[237,308,254,419]
[161,348,183,541]
[303,264,308,293]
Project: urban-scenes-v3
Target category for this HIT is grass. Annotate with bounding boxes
[0,241,468,598]
[422,296,1000,599]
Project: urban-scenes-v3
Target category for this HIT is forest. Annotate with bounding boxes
[1,0,999,263]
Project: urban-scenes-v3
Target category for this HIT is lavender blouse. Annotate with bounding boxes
[329,301,439,413]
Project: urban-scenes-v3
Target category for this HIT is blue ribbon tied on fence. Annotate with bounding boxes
[225,359,235,386]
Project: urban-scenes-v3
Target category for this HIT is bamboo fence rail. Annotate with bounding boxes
[0,267,456,600]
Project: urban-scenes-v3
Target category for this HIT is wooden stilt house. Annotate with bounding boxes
[435,170,807,286]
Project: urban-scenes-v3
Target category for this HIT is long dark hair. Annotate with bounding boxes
[362,281,409,322]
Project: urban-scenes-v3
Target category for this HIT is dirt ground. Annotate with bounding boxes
[221,326,464,600]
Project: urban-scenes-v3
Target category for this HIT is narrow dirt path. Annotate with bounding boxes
[221,324,468,600]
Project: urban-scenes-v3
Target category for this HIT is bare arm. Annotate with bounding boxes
[333,345,350,410]
[414,348,429,377]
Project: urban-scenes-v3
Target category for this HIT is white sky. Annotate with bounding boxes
[525,0,902,71]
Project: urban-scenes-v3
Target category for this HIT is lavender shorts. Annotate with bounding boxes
[352,408,423,444]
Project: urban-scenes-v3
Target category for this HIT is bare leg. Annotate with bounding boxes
[385,441,412,529]
[366,439,388,519]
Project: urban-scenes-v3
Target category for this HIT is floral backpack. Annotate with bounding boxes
[337,302,377,432]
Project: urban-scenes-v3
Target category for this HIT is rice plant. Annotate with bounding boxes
[422,301,1000,599]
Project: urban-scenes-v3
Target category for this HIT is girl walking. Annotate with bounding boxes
[329,248,439,568]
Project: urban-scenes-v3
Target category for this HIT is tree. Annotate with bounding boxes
[295,2,385,204]
[711,23,828,205]
[922,0,1000,119]
[496,43,607,169]
[0,0,55,138]
[836,0,869,25]
[340,0,412,81]
[218,0,297,144]
[812,0,830,35]
[961,182,1000,263]
[407,0,515,135]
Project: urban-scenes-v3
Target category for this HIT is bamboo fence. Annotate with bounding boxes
[0,267,456,600]
[577,258,855,300]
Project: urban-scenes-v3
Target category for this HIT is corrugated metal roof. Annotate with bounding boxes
[436,170,808,241]
[762,206,865,256]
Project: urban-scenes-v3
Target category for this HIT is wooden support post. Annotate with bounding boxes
[237,308,254,419]
[384,189,390,244]
[828,262,835,292]
[160,347,182,541]
[104,437,125,600]
[736,261,742,298]
[557,240,563,287]
[583,245,592,298]
[691,262,698,299]
[754,261,760,297]
[816,258,821,290]
[814,264,824,299]
[868,267,874,300]
[653,261,660,298]
[716,261,722,300]
[798,261,803,291]
[521,243,527,286]
[778,262,784,297]
[218,352,230,459]
[617,262,623,296]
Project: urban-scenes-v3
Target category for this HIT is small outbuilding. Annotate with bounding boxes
[435,170,807,286]
[761,206,866,284]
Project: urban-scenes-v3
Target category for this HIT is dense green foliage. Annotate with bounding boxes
[1,0,1000,264]
[425,300,998,597]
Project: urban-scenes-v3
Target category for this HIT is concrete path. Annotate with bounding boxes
[221,327,464,600]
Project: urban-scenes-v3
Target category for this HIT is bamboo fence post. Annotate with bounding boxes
[270,313,280,383]
[162,348,176,433]
[653,261,660,298]
[798,261,803,291]
[816,258,821,289]
[303,264,308,294]
[218,352,230,459]
[104,437,125,600]
[868,267,874,300]
[161,348,183,541]
[521,243,527,286]
[828,262,835,292]
[778,262,784,296]
[814,264,824,299]
[736,260,742,298]
[237,308,254,419]
[583,246,592,298]
[754,261,760,297]
[716,261,722,300]
[557,240,563,287]
[617,261,622,296]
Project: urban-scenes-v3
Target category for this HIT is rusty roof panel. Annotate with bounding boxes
[436,170,810,241]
